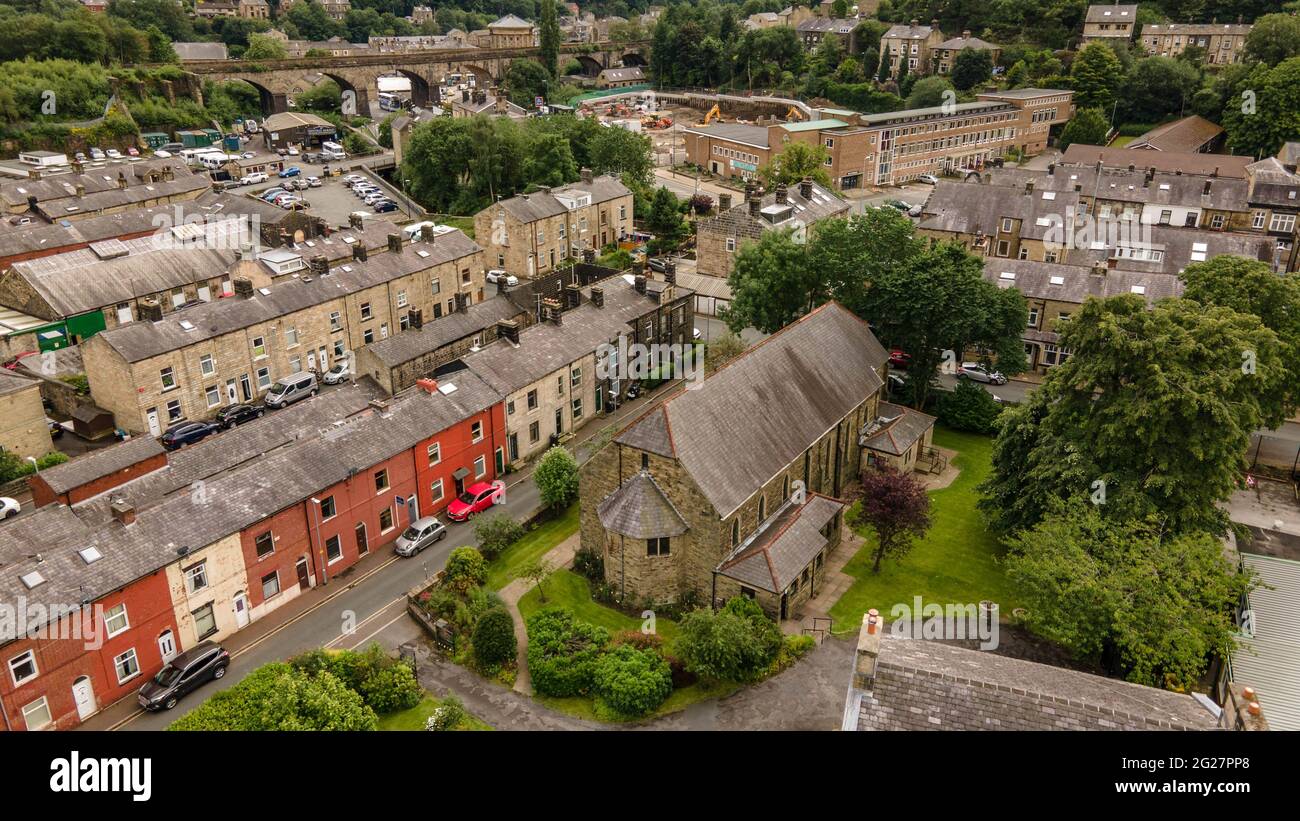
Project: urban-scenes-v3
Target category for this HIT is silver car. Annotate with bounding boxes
[395,516,447,557]
[958,362,1007,385]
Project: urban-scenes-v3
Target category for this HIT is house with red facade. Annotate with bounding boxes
[1,372,505,730]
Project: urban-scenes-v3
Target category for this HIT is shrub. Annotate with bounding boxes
[526,608,610,697]
[612,630,664,651]
[770,634,817,675]
[937,378,1004,434]
[170,664,378,731]
[663,654,697,689]
[473,607,517,667]
[444,546,487,593]
[421,587,460,620]
[593,645,673,717]
[572,544,605,582]
[360,662,422,714]
[473,514,525,561]
[677,597,783,682]
[426,696,466,730]
[534,446,580,511]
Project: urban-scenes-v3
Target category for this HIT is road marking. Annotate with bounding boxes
[325,594,407,649]
[341,608,411,651]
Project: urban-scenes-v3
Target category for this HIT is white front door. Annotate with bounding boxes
[71,677,96,721]
[226,379,238,404]
[158,629,176,661]
[306,351,316,372]
[318,346,329,370]
[146,408,161,437]
[233,592,250,629]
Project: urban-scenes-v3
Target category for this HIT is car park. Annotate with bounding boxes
[278,166,301,177]
[1,497,19,519]
[160,420,219,450]
[394,516,447,557]
[215,403,264,429]
[137,642,229,711]
[486,269,518,287]
[372,200,398,213]
[263,372,318,409]
[446,482,501,522]
[957,362,1007,385]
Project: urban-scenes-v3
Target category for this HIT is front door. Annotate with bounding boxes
[508,433,518,462]
[780,593,788,620]
[71,676,96,721]
[555,408,563,436]
[306,351,316,372]
[239,374,252,402]
[233,592,249,628]
[355,523,368,555]
[295,558,310,590]
[146,408,161,437]
[226,379,238,405]
[318,346,329,371]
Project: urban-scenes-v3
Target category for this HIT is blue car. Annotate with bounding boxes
[278,166,301,178]
[160,421,219,450]
[372,200,397,213]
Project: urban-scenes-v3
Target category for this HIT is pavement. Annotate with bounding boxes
[81,374,692,731]
[496,532,581,695]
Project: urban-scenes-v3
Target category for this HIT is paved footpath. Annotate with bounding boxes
[496,533,581,694]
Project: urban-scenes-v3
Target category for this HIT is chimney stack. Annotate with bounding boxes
[110,497,136,526]
[590,286,604,307]
[420,224,436,244]
[1047,163,1055,176]
[664,261,676,285]
[309,255,329,276]
[387,233,403,254]
[580,167,593,184]
[496,318,520,345]
[634,274,647,294]
[718,192,732,211]
[352,244,368,262]
[348,213,364,230]
[564,282,582,309]
[1024,179,1034,194]
[853,609,882,690]
[117,172,127,190]
[75,183,85,197]
[409,308,423,329]
[454,292,468,313]
[542,297,563,324]
[748,192,761,217]
[416,378,439,394]
[233,277,255,298]
[582,247,596,263]
[138,298,163,323]
[1091,262,1107,277]
[775,183,788,204]
[1203,180,1212,196]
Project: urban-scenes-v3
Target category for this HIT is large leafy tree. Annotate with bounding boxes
[905,76,954,110]
[724,230,820,334]
[1119,56,1201,124]
[169,664,378,731]
[979,295,1288,536]
[758,141,833,189]
[534,446,579,511]
[523,132,578,188]
[1004,503,1255,689]
[538,0,560,79]
[1057,106,1109,150]
[851,466,933,573]
[1069,42,1123,112]
[950,48,993,91]
[244,32,288,60]
[1222,57,1300,160]
[1242,12,1300,66]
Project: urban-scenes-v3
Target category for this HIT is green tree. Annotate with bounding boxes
[851,465,933,573]
[905,75,954,109]
[538,0,560,79]
[472,607,517,667]
[284,0,344,42]
[1119,57,1200,124]
[1222,58,1300,159]
[169,664,378,731]
[587,124,653,185]
[676,596,780,681]
[1069,42,1123,111]
[594,645,673,717]
[950,48,993,91]
[444,546,488,593]
[936,377,1004,434]
[473,513,525,561]
[524,131,577,188]
[876,49,891,83]
[1005,503,1256,689]
[979,296,1288,536]
[534,446,579,511]
[504,58,550,108]
[144,25,175,63]
[646,186,686,247]
[244,32,287,60]
[1057,106,1109,150]
[1243,12,1300,66]
[724,230,821,334]
[759,141,833,189]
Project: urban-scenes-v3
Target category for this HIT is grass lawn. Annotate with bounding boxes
[517,568,679,643]
[1108,135,1135,148]
[485,503,579,590]
[376,694,494,731]
[435,215,476,239]
[828,427,1020,633]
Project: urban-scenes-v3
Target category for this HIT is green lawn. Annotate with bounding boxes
[485,504,579,590]
[376,694,494,731]
[517,568,679,643]
[828,427,1019,633]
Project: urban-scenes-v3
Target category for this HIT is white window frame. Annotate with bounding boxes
[113,648,141,684]
[21,696,51,731]
[103,603,130,638]
[431,478,444,502]
[474,455,486,478]
[8,650,37,685]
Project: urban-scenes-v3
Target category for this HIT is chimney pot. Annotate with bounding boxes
[1248,702,1262,717]
[387,233,403,253]
[718,192,732,211]
[1243,687,1256,700]
[416,378,439,394]
[590,286,604,307]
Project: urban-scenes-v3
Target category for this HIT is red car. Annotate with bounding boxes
[889,349,912,369]
[446,481,500,522]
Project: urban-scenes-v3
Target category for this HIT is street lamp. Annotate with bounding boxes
[25,456,38,474]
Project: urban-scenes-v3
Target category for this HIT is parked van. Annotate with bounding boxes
[199,152,232,170]
[263,372,318,409]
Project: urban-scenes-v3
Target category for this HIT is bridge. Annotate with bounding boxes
[181,41,651,115]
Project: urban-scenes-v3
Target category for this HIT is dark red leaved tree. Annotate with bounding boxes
[856,465,933,573]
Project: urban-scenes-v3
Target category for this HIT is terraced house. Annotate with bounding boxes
[695,179,849,278]
[1140,22,1252,65]
[80,230,486,435]
[473,172,634,280]
[580,302,893,620]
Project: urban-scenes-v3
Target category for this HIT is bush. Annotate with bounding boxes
[444,546,487,593]
[663,654,697,689]
[572,545,605,582]
[473,607,517,667]
[473,514,525,561]
[170,664,378,731]
[593,645,673,717]
[612,630,664,651]
[534,446,580,511]
[360,662,422,714]
[937,378,1004,434]
[676,597,782,682]
[769,634,817,675]
[526,609,610,697]
[426,696,466,731]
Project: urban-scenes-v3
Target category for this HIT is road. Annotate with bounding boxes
[109,378,685,730]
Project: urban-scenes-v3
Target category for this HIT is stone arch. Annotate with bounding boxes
[574,54,604,76]
[394,68,432,109]
[319,71,370,117]
[620,52,647,68]
[225,76,288,116]
[455,63,495,88]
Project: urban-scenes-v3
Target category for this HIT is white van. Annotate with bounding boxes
[199,153,231,170]
[263,372,318,410]
[321,141,343,153]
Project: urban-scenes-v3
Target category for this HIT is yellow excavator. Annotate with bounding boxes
[701,103,721,125]
[786,105,805,122]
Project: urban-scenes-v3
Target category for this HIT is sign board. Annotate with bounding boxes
[731,159,757,172]
[534,95,545,108]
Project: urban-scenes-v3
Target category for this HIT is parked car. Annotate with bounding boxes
[89,147,105,160]
[127,147,140,157]
[372,200,398,213]
[486,269,518,287]
[345,174,366,185]
[887,372,906,395]
[889,349,912,369]
[364,193,388,205]
[446,481,501,522]
[160,420,219,450]
[137,642,230,711]
[917,174,940,185]
[306,176,322,187]
[0,497,19,520]
[321,362,350,385]
[263,372,318,409]
[105,149,122,159]
[260,188,287,201]
[957,362,1007,385]
[241,151,256,159]
[394,516,447,557]
[74,151,86,162]
[907,203,924,217]
[287,146,299,156]
[647,257,671,273]
[240,172,268,185]
[152,150,172,158]
[215,403,265,429]
[279,166,301,177]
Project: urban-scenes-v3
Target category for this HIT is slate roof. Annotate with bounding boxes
[716,494,843,593]
[860,402,935,457]
[1059,144,1253,179]
[918,180,1082,240]
[463,280,674,396]
[684,122,770,148]
[853,636,1219,730]
[981,165,1250,211]
[599,67,645,82]
[37,436,166,495]
[983,259,1183,305]
[0,372,498,635]
[699,181,848,241]
[363,296,525,367]
[937,34,999,50]
[1084,4,1137,25]
[0,368,42,399]
[596,470,689,539]
[0,158,195,210]
[616,302,888,517]
[1280,142,1300,170]
[1130,116,1224,153]
[1059,225,1279,274]
[883,22,933,39]
[796,18,857,35]
[263,112,335,132]
[0,198,242,262]
[1245,158,1300,208]
[497,174,630,224]
[1143,22,1252,37]
[490,14,532,28]
[91,230,480,363]
[34,175,211,221]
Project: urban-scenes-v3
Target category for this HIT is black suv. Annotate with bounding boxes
[137,642,230,711]
[215,403,265,429]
